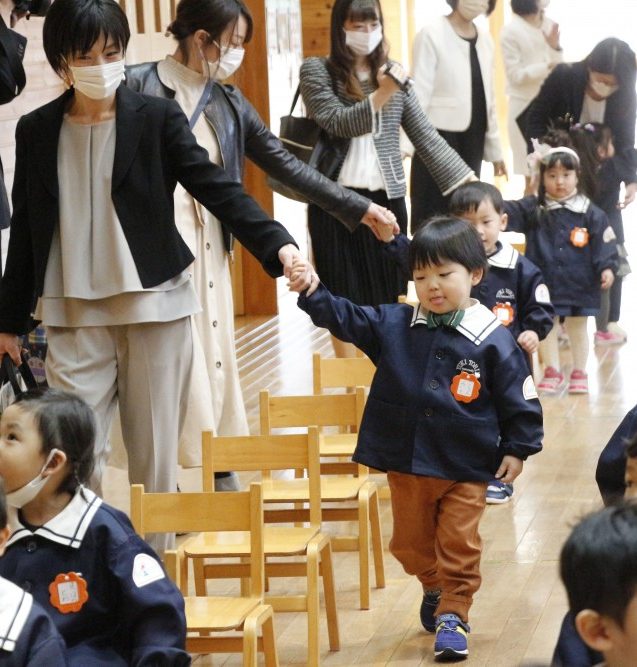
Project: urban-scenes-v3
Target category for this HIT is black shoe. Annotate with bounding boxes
[420,589,441,632]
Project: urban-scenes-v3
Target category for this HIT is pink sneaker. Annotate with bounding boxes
[594,331,626,346]
[537,367,564,394]
[568,370,589,394]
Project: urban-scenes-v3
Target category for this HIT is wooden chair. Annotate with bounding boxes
[259,389,386,610]
[182,429,339,667]
[130,483,278,667]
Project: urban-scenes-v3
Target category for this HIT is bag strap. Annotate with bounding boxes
[1,353,38,395]
[189,78,213,130]
[0,16,26,98]
[288,85,302,115]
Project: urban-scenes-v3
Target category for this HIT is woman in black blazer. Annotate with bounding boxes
[0,0,314,550]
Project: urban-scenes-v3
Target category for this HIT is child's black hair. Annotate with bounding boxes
[409,216,488,274]
[569,123,614,201]
[448,181,504,216]
[560,502,637,628]
[43,0,130,76]
[0,478,6,530]
[12,388,96,496]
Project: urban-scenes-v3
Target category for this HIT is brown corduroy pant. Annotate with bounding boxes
[387,471,488,622]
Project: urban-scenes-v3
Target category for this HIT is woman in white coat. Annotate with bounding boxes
[410,0,506,229]
[500,0,562,191]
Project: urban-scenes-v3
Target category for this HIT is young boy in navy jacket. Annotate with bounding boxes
[290,218,544,661]
[0,479,68,666]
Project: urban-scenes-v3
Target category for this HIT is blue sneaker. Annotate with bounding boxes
[486,480,514,505]
[419,589,441,632]
[434,613,469,661]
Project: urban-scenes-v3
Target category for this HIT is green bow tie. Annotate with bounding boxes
[426,310,465,330]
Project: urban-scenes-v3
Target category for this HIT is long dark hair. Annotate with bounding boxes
[586,37,636,92]
[569,123,613,200]
[328,0,387,101]
[167,0,253,64]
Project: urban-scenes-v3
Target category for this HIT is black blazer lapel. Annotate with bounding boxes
[112,85,147,191]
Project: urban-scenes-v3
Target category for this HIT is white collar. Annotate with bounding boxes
[488,241,518,270]
[411,299,501,346]
[545,192,591,214]
[7,486,102,550]
[0,577,33,653]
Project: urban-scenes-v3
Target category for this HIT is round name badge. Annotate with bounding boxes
[49,572,89,614]
[570,227,589,248]
[492,302,514,327]
[450,371,481,403]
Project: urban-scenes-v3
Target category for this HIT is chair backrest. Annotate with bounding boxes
[312,353,376,394]
[130,483,265,596]
[259,387,366,434]
[201,429,323,526]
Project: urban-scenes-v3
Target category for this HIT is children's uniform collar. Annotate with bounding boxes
[0,577,33,653]
[545,192,591,214]
[487,241,518,270]
[411,299,501,346]
[6,486,102,550]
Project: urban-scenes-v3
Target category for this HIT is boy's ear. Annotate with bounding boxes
[42,449,68,479]
[0,525,10,556]
[470,267,484,286]
[575,609,614,652]
[500,212,508,231]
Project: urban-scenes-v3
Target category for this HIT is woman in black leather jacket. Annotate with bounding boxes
[125,0,395,482]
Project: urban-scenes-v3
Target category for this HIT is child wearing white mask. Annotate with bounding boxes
[410,0,506,229]
[0,389,189,665]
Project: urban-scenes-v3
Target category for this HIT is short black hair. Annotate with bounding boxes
[511,0,539,16]
[560,503,637,627]
[449,181,504,216]
[43,0,130,76]
[446,0,497,16]
[0,478,6,530]
[13,389,96,496]
[409,216,488,273]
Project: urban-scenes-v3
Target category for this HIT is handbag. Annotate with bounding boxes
[20,324,48,387]
[0,352,38,415]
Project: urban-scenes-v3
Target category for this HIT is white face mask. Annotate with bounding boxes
[589,79,619,99]
[456,0,489,21]
[69,59,125,100]
[344,25,383,56]
[6,449,59,509]
[207,44,245,80]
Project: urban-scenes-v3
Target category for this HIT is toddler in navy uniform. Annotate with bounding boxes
[0,479,67,666]
[289,219,543,661]
[0,389,190,666]
[505,145,618,395]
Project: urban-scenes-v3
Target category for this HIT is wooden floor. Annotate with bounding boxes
[103,206,637,666]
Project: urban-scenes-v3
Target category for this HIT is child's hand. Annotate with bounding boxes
[494,455,523,484]
[361,204,400,241]
[600,269,615,290]
[288,257,319,295]
[517,330,539,354]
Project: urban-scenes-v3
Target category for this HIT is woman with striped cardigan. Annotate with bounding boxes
[299,0,473,356]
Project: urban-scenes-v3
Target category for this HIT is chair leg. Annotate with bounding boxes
[242,611,260,667]
[358,488,371,610]
[306,538,321,667]
[369,486,386,589]
[319,540,340,651]
[193,557,207,596]
[260,606,280,667]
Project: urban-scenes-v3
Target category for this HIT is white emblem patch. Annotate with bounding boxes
[523,375,539,400]
[603,225,617,243]
[535,283,551,304]
[132,553,165,588]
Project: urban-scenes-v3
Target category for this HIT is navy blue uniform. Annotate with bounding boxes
[0,488,189,666]
[504,194,618,311]
[0,577,67,666]
[298,284,544,481]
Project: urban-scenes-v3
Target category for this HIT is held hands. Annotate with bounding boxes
[278,244,319,295]
[618,182,637,209]
[600,269,615,290]
[0,333,21,366]
[494,455,523,484]
[517,330,539,354]
[361,203,399,242]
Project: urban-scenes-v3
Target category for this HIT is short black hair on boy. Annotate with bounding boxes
[0,478,6,530]
[511,0,539,16]
[446,0,497,15]
[43,0,130,76]
[409,217,488,273]
[13,389,96,496]
[560,503,637,627]
[448,181,504,216]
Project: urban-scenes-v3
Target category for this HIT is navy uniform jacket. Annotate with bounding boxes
[0,488,190,666]
[298,284,544,481]
[505,194,618,309]
[0,576,67,666]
